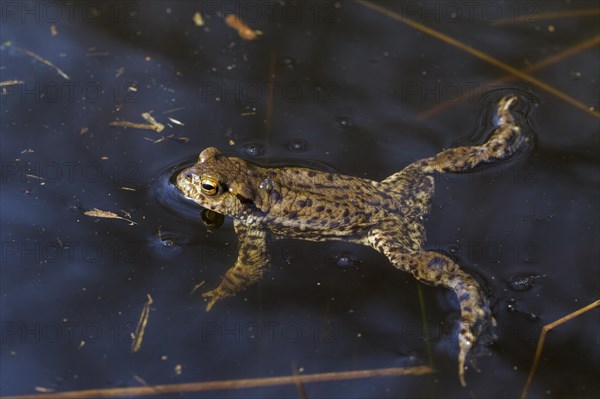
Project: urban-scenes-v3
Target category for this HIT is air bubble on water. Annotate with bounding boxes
[334,252,360,268]
[280,56,297,71]
[151,232,183,256]
[161,237,175,247]
[506,297,517,312]
[283,248,295,265]
[242,142,265,156]
[508,273,541,292]
[68,198,82,212]
[336,116,354,129]
[287,138,308,152]
[446,243,459,255]
[527,312,539,321]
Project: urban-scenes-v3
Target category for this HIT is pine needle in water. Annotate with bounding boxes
[131,294,154,353]
[4,42,70,80]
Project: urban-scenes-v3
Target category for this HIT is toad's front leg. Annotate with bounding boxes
[202,220,270,311]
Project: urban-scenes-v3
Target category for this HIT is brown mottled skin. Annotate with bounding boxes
[176,96,528,386]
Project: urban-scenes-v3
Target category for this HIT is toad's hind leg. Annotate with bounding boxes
[413,95,528,174]
[369,229,494,386]
[201,220,270,311]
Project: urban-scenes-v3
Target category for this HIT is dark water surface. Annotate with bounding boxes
[1,1,599,398]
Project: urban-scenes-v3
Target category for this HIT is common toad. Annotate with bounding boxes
[176,96,529,385]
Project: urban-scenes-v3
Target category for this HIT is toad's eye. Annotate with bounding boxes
[200,177,219,196]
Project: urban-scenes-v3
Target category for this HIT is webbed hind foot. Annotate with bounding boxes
[415,95,529,174]
[410,251,495,386]
[368,229,495,386]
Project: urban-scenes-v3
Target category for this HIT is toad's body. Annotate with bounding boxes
[176,96,528,385]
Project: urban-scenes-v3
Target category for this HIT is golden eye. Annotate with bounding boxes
[200,176,219,196]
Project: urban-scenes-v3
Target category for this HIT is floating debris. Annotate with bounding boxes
[84,208,136,225]
[25,173,45,181]
[34,386,55,393]
[110,112,165,133]
[225,15,262,40]
[168,117,185,126]
[141,112,165,131]
[4,42,70,80]
[120,209,133,219]
[189,280,206,296]
[110,120,163,132]
[163,107,186,114]
[143,134,189,143]
[133,374,148,386]
[193,11,205,26]
[174,364,183,375]
[0,80,24,87]
[131,294,154,353]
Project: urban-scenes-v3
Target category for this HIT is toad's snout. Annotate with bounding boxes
[175,165,201,199]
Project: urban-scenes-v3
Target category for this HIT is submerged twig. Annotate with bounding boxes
[354,0,600,119]
[416,284,434,369]
[4,366,433,399]
[521,299,600,399]
[492,8,600,25]
[419,35,600,119]
[109,121,162,132]
[291,363,308,399]
[110,112,165,133]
